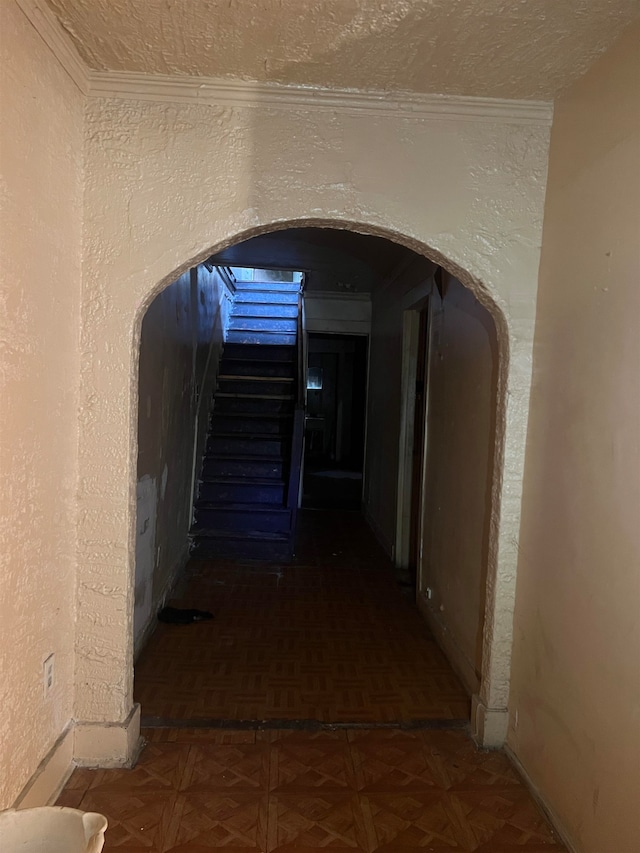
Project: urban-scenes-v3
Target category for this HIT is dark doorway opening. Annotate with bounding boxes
[303,333,368,510]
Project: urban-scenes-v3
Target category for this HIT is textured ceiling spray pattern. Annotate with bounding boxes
[45,0,639,99]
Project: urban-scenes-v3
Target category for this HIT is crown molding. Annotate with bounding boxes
[14,2,553,127]
[16,0,89,94]
[87,71,554,126]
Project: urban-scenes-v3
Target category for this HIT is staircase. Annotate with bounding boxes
[190,277,304,561]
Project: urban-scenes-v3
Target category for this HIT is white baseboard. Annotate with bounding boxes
[417,594,480,698]
[12,724,75,808]
[74,703,142,768]
[505,745,580,853]
[470,694,509,748]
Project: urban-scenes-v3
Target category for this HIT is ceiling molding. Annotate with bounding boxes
[87,71,554,126]
[15,3,553,126]
[16,0,89,94]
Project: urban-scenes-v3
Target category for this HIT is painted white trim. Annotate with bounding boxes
[14,4,553,126]
[470,694,509,748]
[15,0,89,93]
[12,724,75,808]
[395,309,420,570]
[87,71,553,126]
[74,703,142,768]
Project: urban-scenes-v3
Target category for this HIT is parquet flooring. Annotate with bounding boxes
[134,511,469,724]
[57,728,567,851]
[57,511,566,850]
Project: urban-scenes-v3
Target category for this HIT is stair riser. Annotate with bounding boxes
[190,536,293,561]
[218,379,293,396]
[233,304,298,318]
[226,331,297,346]
[202,458,284,479]
[218,360,295,379]
[210,416,292,435]
[222,344,296,362]
[234,291,299,305]
[229,318,297,333]
[207,436,287,457]
[214,398,293,415]
[234,281,300,293]
[193,507,291,534]
[198,481,285,504]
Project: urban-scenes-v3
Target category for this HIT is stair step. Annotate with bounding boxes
[234,280,300,293]
[218,377,293,396]
[202,457,284,479]
[190,529,293,561]
[234,290,299,305]
[226,331,297,346]
[210,414,293,435]
[223,344,296,361]
[198,478,285,504]
[206,434,288,457]
[219,359,295,378]
[232,303,299,318]
[229,317,298,333]
[193,503,291,534]
[214,396,294,415]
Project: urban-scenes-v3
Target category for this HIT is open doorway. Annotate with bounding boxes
[302,333,368,510]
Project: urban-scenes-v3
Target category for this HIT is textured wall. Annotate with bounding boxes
[419,277,498,692]
[509,24,640,852]
[75,91,549,737]
[0,1,83,807]
[135,265,230,652]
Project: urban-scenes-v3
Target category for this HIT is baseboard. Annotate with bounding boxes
[361,504,394,559]
[505,745,580,853]
[134,544,191,660]
[74,703,143,768]
[470,694,509,748]
[417,593,480,697]
[12,723,75,808]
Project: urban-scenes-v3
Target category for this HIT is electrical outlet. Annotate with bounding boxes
[43,653,55,696]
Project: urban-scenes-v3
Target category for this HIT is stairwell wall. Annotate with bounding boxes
[135,264,231,653]
[0,0,83,808]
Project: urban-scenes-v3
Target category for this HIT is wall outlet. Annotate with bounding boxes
[43,653,55,697]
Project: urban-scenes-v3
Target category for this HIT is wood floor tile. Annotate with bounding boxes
[180,744,270,792]
[56,514,566,852]
[266,792,370,851]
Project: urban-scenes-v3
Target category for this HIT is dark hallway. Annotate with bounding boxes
[135,511,469,725]
[57,511,567,851]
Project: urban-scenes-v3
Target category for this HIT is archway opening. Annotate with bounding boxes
[133,221,505,728]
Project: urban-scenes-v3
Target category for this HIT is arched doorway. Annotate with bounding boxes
[115,222,506,760]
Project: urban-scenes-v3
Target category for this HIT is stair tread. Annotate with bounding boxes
[216,392,294,400]
[212,411,294,419]
[218,374,294,381]
[199,475,286,485]
[194,501,290,512]
[204,452,286,462]
[191,528,289,541]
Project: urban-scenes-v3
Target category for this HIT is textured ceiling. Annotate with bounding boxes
[45,0,639,100]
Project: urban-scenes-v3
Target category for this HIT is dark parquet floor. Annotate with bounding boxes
[57,511,566,851]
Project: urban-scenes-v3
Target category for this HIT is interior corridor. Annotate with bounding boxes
[57,512,567,850]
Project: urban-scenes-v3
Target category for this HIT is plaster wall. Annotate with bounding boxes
[419,277,498,694]
[134,265,230,653]
[0,0,83,807]
[76,90,549,742]
[509,24,640,852]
